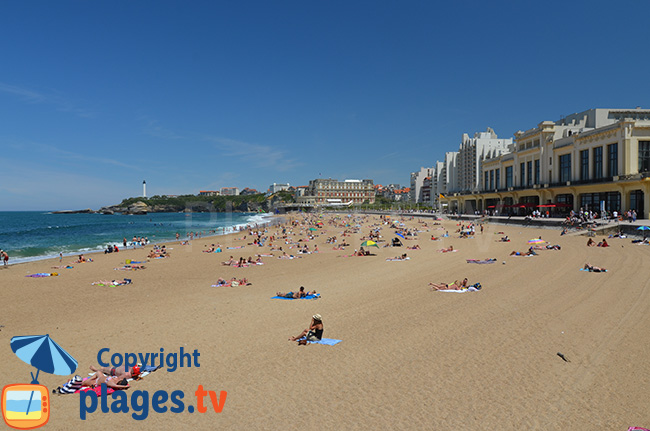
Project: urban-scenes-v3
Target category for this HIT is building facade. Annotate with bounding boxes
[269,183,290,194]
[409,167,434,203]
[297,178,375,205]
[444,108,650,218]
[220,187,240,196]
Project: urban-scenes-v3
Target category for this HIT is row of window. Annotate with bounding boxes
[481,142,650,189]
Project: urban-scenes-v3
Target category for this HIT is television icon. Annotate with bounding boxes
[2,384,50,430]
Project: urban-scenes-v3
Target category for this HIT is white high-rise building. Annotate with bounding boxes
[454,128,512,194]
[409,167,434,203]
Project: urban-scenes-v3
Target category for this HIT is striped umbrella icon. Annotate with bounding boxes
[10,334,78,415]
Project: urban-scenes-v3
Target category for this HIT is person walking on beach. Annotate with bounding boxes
[2,250,8,266]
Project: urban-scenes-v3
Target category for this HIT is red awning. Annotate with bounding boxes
[537,204,556,208]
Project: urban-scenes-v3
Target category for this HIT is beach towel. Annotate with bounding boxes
[54,375,83,394]
[299,338,342,346]
[26,273,58,277]
[579,268,608,273]
[272,293,320,300]
[227,246,244,249]
[466,259,496,264]
[386,257,410,261]
[436,286,481,293]
[628,428,650,431]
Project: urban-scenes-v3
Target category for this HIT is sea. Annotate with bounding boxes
[0,211,276,265]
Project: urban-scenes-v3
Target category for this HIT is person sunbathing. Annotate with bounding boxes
[407,245,421,250]
[500,236,510,242]
[429,278,468,291]
[584,263,607,272]
[222,256,235,265]
[81,372,130,390]
[289,314,324,344]
[439,245,454,252]
[92,279,132,286]
[276,286,317,298]
[597,239,609,247]
[89,364,141,380]
[587,238,596,247]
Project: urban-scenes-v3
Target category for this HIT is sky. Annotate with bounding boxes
[1,0,649,210]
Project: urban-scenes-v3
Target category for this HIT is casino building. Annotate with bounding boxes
[443,108,650,218]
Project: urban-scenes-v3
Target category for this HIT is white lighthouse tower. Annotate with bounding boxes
[143,180,147,198]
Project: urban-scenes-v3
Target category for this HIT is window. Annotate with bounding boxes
[559,154,571,182]
[520,162,525,187]
[495,169,500,190]
[580,150,589,181]
[526,161,533,186]
[489,170,494,190]
[607,143,618,177]
[484,171,489,190]
[593,146,603,180]
[534,159,540,185]
[505,166,513,188]
[639,141,650,173]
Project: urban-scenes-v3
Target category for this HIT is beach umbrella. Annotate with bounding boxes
[395,232,405,239]
[527,238,546,244]
[637,225,650,238]
[308,227,318,231]
[360,240,379,248]
[10,334,78,414]
[11,335,78,382]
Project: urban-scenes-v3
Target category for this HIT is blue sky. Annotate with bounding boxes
[1,0,649,210]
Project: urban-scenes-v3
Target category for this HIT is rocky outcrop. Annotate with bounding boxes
[127,201,149,215]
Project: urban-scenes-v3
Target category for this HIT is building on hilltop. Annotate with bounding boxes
[220,187,240,196]
[444,108,650,218]
[269,183,290,194]
[198,190,220,196]
[240,187,260,195]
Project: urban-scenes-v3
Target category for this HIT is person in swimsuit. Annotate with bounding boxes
[89,364,141,380]
[584,263,607,272]
[429,278,468,291]
[277,286,316,299]
[289,314,324,343]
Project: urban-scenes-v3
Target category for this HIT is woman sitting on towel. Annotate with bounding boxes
[289,314,324,344]
[429,278,468,291]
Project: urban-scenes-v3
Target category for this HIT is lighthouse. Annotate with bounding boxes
[143,180,147,198]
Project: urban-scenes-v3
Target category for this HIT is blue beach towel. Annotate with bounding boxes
[579,268,608,272]
[272,293,321,300]
[302,338,342,346]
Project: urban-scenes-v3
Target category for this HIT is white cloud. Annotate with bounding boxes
[205,136,302,172]
[0,82,95,118]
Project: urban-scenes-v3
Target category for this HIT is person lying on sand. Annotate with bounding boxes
[584,263,607,272]
[76,372,130,390]
[90,364,141,380]
[438,245,454,252]
[289,314,323,344]
[429,278,468,291]
[92,279,132,286]
[222,256,235,265]
[276,286,317,299]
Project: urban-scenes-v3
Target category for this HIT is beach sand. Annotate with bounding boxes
[1,213,649,430]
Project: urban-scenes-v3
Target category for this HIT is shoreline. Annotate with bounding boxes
[2,213,283,267]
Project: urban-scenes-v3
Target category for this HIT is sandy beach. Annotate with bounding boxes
[1,213,649,430]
